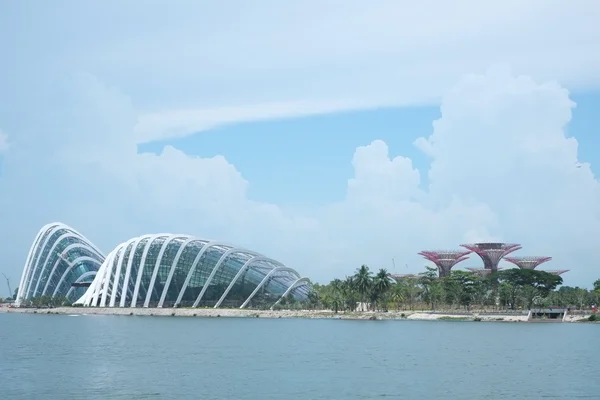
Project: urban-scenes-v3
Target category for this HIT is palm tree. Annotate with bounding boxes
[331,279,343,293]
[307,290,320,310]
[419,266,442,310]
[390,284,404,311]
[372,268,393,311]
[353,265,372,311]
[341,276,357,311]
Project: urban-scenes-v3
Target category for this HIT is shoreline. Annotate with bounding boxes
[2,306,593,322]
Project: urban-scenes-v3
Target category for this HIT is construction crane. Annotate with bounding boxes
[2,273,12,299]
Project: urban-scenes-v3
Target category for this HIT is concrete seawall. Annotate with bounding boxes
[407,312,530,322]
[0,307,566,322]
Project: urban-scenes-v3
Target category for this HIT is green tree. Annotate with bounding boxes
[398,277,421,310]
[307,264,597,314]
[496,269,563,309]
[372,268,393,311]
[551,286,586,308]
[445,270,481,310]
[317,278,357,313]
[389,284,404,311]
[498,281,520,309]
[353,265,372,310]
[419,266,442,311]
[306,290,320,310]
[342,276,358,311]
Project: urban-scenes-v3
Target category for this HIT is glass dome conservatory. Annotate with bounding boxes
[77,234,312,309]
[16,223,312,309]
[15,222,105,305]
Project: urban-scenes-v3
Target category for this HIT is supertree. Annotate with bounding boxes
[460,243,521,273]
[418,250,471,278]
[504,256,552,270]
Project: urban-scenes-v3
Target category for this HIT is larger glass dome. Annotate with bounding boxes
[77,234,312,309]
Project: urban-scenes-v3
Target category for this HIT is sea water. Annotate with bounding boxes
[0,313,598,399]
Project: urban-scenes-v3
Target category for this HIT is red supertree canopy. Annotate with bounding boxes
[504,256,553,270]
[460,243,521,271]
[418,250,471,277]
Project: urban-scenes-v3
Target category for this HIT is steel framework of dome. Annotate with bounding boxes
[15,222,105,305]
[76,233,311,309]
[418,250,471,278]
[15,225,312,309]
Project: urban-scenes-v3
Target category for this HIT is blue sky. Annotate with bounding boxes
[1,2,600,296]
[139,106,439,207]
[140,93,600,208]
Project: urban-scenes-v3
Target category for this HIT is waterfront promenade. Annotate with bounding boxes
[3,306,593,322]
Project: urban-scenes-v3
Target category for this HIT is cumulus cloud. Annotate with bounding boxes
[2,66,600,290]
[415,67,600,274]
[1,72,599,291]
[419,68,600,238]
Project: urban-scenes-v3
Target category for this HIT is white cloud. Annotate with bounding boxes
[415,67,600,276]
[3,66,597,292]
[133,98,384,144]
[2,2,600,143]
[0,129,9,153]
[347,140,423,204]
[0,2,599,293]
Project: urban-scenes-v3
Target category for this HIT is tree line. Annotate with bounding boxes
[4,268,599,312]
[303,265,600,313]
